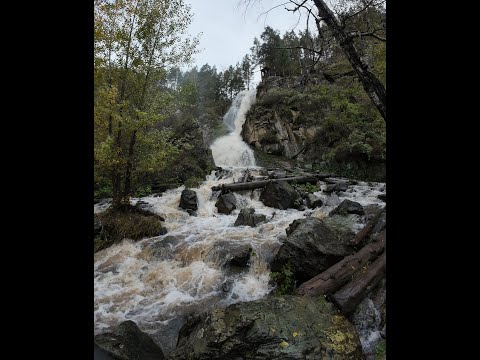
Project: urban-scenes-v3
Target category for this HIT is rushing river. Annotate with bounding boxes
[94,89,386,356]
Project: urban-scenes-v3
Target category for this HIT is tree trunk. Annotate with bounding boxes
[296,229,385,296]
[312,0,386,120]
[122,130,137,203]
[112,171,122,208]
[331,252,386,315]
[211,174,332,192]
[350,206,385,246]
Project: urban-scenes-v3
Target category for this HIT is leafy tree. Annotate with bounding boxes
[94,0,199,208]
[241,55,254,89]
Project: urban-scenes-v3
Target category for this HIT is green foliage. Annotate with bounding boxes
[94,186,112,200]
[184,177,203,189]
[293,182,319,194]
[94,0,200,206]
[95,208,166,252]
[270,263,296,295]
[374,339,386,359]
[134,185,152,198]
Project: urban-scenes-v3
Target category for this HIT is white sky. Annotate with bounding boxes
[185,0,311,85]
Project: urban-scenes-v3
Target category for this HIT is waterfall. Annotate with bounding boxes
[93,88,386,356]
[210,89,256,167]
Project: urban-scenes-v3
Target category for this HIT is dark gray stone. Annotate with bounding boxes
[204,241,253,269]
[179,189,198,215]
[330,199,365,216]
[260,181,300,209]
[95,320,165,360]
[324,181,348,193]
[272,217,355,283]
[304,193,323,209]
[234,208,267,227]
[215,193,237,214]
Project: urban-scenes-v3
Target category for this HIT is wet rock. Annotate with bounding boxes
[330,199,365,216]
[215,193,237,214]
[95,320,165,360]
[145,236,182,260]
[304,193,323,209]
[377,193,386,202]
[259,181,300,209]
[179,189,198,215]
[272,217,355,283]
[234,208,267,227]
[372,210,386,235]
[135,200,153,212]
[324,181,348,193]
[351,279,386,359]
[221,279,234,293]
[363,204,381,222]
[170,296,364,360]
[205,241,253,269]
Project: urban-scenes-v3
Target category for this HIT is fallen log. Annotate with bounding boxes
[331,252,386,315]
[211,174,333,192]
[295,230,385,296]
[350,206,386,246]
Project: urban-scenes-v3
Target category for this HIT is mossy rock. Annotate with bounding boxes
[171,295,364,359]
[95,206,167,253]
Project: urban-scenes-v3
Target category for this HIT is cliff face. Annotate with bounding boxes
[242,76,386,181]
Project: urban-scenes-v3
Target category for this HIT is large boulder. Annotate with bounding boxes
[94,320,165,360]
[234,208,267,227]
[329,200,365,216]
[180,189,198,215]
[215,193,237,214]
[260,181,300,209]
[271,217,355,283]
[170,295,364,360]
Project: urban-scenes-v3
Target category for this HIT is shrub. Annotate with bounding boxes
[270,263,296,295]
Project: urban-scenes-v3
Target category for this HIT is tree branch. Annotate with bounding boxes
[340,0,385,28]
[273,45,323,56]
[349,30,386,42]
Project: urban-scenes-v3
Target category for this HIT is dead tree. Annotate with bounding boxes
[331,252,386,315]
[296,229,385,296]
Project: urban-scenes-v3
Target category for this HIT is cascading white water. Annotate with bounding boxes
[210,89,257,167]
[93,89,386,356]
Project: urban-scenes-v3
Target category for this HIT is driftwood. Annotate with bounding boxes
[295,230,385,296]
[350,206,386,246]
[211,174,332,192]
[331,252,386,315]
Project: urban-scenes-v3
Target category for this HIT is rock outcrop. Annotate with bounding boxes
[170,295,364,360]
[271,217,355,284]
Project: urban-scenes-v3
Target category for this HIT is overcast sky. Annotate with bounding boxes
[186,0,310,85]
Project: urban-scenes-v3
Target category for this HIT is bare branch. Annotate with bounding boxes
[340,0,385,28]
[273,45,323,56]
[349,30,386,42]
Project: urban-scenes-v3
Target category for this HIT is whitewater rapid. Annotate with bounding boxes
[93,89,386,355]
